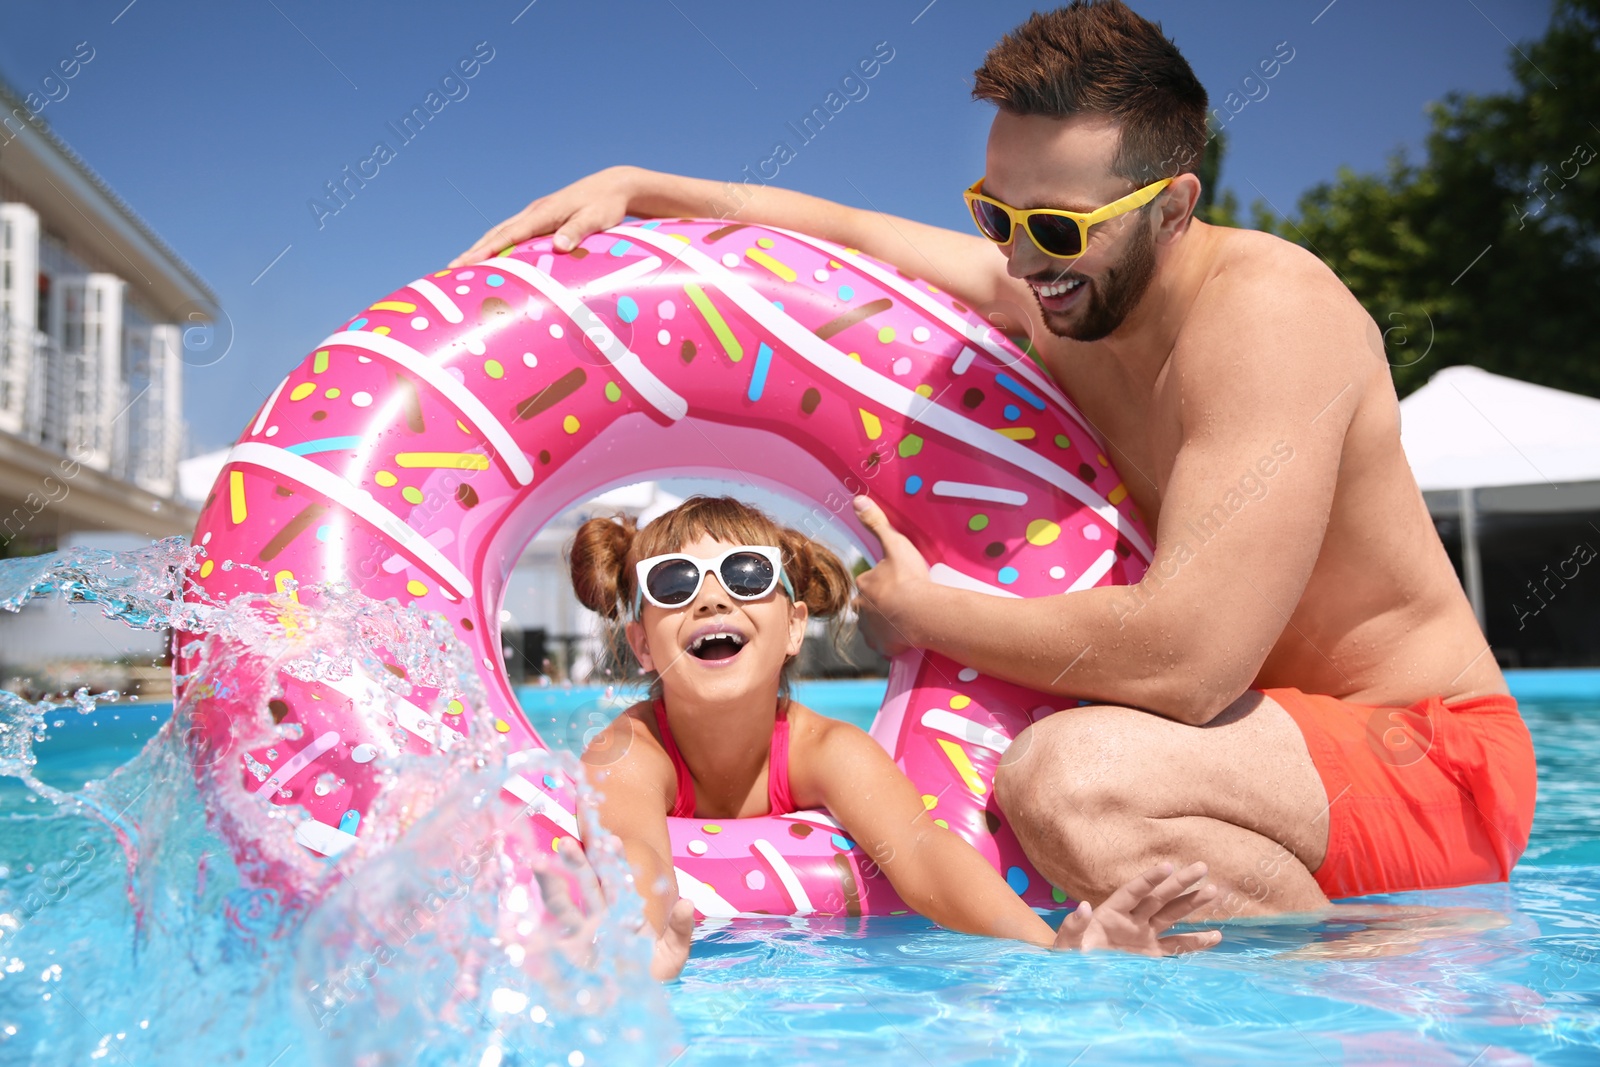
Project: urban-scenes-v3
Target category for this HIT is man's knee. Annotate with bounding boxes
[995,711,1173,898]
[995,710,1140,827]
[994,720,1056,817]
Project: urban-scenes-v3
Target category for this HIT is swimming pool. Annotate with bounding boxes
[3,675,1598,1064]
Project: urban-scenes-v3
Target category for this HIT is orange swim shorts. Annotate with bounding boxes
[1264,687,1538,899]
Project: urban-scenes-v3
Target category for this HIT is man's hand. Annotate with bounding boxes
[1053,861,1223,956]
[851,495,933,658]
[450,166,641,267]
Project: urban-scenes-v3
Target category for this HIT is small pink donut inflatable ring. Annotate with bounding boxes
[179,219,1152,919]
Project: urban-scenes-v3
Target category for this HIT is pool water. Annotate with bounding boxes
[3,680,1598,1064]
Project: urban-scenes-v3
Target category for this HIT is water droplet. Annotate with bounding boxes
[313,772,337,797]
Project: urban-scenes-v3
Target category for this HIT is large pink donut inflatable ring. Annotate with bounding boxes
[179,219,1152,919]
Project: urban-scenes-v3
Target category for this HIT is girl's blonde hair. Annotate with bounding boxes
[565,496,854,695]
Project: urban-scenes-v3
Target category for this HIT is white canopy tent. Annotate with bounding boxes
[1399,365,1600,627]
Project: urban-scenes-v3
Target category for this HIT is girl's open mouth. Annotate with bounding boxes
[688,631,747,661]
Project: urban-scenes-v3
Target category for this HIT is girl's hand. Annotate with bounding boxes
[535,838,694,981]
[531,838,609,971]
[450,165,642,267]
[1053,862,1223,956]
[651,898,696,981]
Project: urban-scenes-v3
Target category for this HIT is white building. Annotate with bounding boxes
[0,72,215,682]
[0,72,210,553]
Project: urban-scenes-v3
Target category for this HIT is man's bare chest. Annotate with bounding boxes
[1042,359,1182,535]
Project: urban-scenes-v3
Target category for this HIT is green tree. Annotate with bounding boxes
[1253,0,1599,397]
[1196,128,1242,228]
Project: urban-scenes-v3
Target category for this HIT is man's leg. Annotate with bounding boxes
[993,691,1331,917]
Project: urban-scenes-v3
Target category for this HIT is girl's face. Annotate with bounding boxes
[624,533,808,706]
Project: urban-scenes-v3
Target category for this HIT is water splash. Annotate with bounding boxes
[0,536,196,623]
[0,542,678,1064]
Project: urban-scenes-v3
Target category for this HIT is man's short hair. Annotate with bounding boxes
[972,1,1209,189]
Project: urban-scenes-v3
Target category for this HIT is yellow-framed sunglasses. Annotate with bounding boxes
[963,177,1173,260]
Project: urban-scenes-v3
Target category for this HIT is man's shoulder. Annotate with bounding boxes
[1173,226,1380,404]
[1196,226,1361,322]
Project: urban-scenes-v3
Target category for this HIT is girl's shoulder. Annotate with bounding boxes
[784,701,874,754]
[783,701,901,809]
[580,700,672,772]
[578,701,678,818]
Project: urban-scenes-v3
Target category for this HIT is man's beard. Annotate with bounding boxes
[1035,223,1157,342]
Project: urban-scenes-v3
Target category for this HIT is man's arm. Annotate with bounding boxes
[450,165,1028,318]
[855,251,1376,725]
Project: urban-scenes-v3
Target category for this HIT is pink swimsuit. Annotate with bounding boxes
[652,698,797,817]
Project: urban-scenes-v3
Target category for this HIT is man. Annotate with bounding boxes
[453,1,1535,916]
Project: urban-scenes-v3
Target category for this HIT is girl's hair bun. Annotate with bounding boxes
[777,527,852,621]
[566,513,639,619]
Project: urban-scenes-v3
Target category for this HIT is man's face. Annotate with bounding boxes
[983,111,1160,343]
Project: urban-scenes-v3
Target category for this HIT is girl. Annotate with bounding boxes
[568,496,1220,980]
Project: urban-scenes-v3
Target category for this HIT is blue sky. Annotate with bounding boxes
[0,0,1552,454]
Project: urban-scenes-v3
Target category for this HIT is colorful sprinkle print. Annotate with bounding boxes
[180,219,1151,920]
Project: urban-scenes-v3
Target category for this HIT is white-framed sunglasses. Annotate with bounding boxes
[632,545,795,615]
